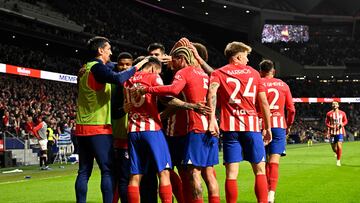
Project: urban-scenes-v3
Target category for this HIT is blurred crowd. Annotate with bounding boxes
[266,36,360,66]
[261,24,309,43]
[285,78,360,98]
[0,43,82,75]
[0,74,77,139]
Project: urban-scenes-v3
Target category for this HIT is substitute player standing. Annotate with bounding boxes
[259,59,296,203]
[325,101,347,166]
[207,41,272,203]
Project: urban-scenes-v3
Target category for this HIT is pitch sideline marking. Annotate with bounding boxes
[0,175,65,185]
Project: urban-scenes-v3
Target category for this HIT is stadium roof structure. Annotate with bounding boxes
[136,0,360,32]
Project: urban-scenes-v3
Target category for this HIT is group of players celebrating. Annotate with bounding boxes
[75,36,347,203]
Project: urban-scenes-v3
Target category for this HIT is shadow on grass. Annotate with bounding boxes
[340,163,360,168]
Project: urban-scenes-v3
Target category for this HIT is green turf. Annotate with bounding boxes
[1,142,360,202]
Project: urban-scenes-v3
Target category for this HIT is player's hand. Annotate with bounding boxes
[188,43,203,65]
[129,87,143,102]
[208,118,220,136]
[134,56,150,71]
[263,128,272,146]
[123,102,133,113]
[158,54,172,63]
[134,86,146,96]
[286,126,292,135]
[169,37,192,54]
[193,103,211,115]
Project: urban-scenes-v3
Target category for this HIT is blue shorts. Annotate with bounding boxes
[223,131,266,164]
[266,128,286,156]
[166,136,187,167]
[128,130,172,174]
[330,134,344,144]
[183,132,219,167]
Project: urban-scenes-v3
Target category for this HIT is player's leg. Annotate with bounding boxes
[75,136,95,203]
[178,166,191,203]
[223,132,243,203]
[241,132,267,203]
[202,166,220,203]
[115,148,130,203]
[224,163,239,203]
[330,135,337,153]
[169,169,184,203]
[167,136,186,203]
[183,132,210,202]
[336,134,344,166]
[128,174,143,203]
[144,130,173,203]
[202,135,220,203]
[140,162,158,203]
[267,128,286,202]
[127,132,146,203]
[251,162,268,203]
[267,154,280,203]
[188,166,204,202]
[92,134,114,203]
[39,139,48,169]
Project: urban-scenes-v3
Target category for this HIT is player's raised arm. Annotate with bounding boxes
[189,43,214,75]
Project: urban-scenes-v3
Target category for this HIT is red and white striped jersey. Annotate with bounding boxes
[166,109,188,137]
[147,66,209,133]
[210,64,265,132]
[326,110,348,135]
[261,77,296,129]
[124,72,163,132]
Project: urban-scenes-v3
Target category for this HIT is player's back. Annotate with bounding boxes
[210,64,262,132]
[261,77,294,128]
[124,72,163,132]
[177,66,209,133]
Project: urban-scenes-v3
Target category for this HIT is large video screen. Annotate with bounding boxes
[261,24,309,43]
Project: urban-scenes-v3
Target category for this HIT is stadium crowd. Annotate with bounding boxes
[266,36,360,66]
[0,43,82,75]
[0,73,77,139]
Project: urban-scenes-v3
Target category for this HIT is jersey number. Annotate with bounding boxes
[226,77,256,104]
[125,84,145,107]
[268,88,279,110]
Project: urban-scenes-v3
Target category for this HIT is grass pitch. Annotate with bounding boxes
[1,141,360,203]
